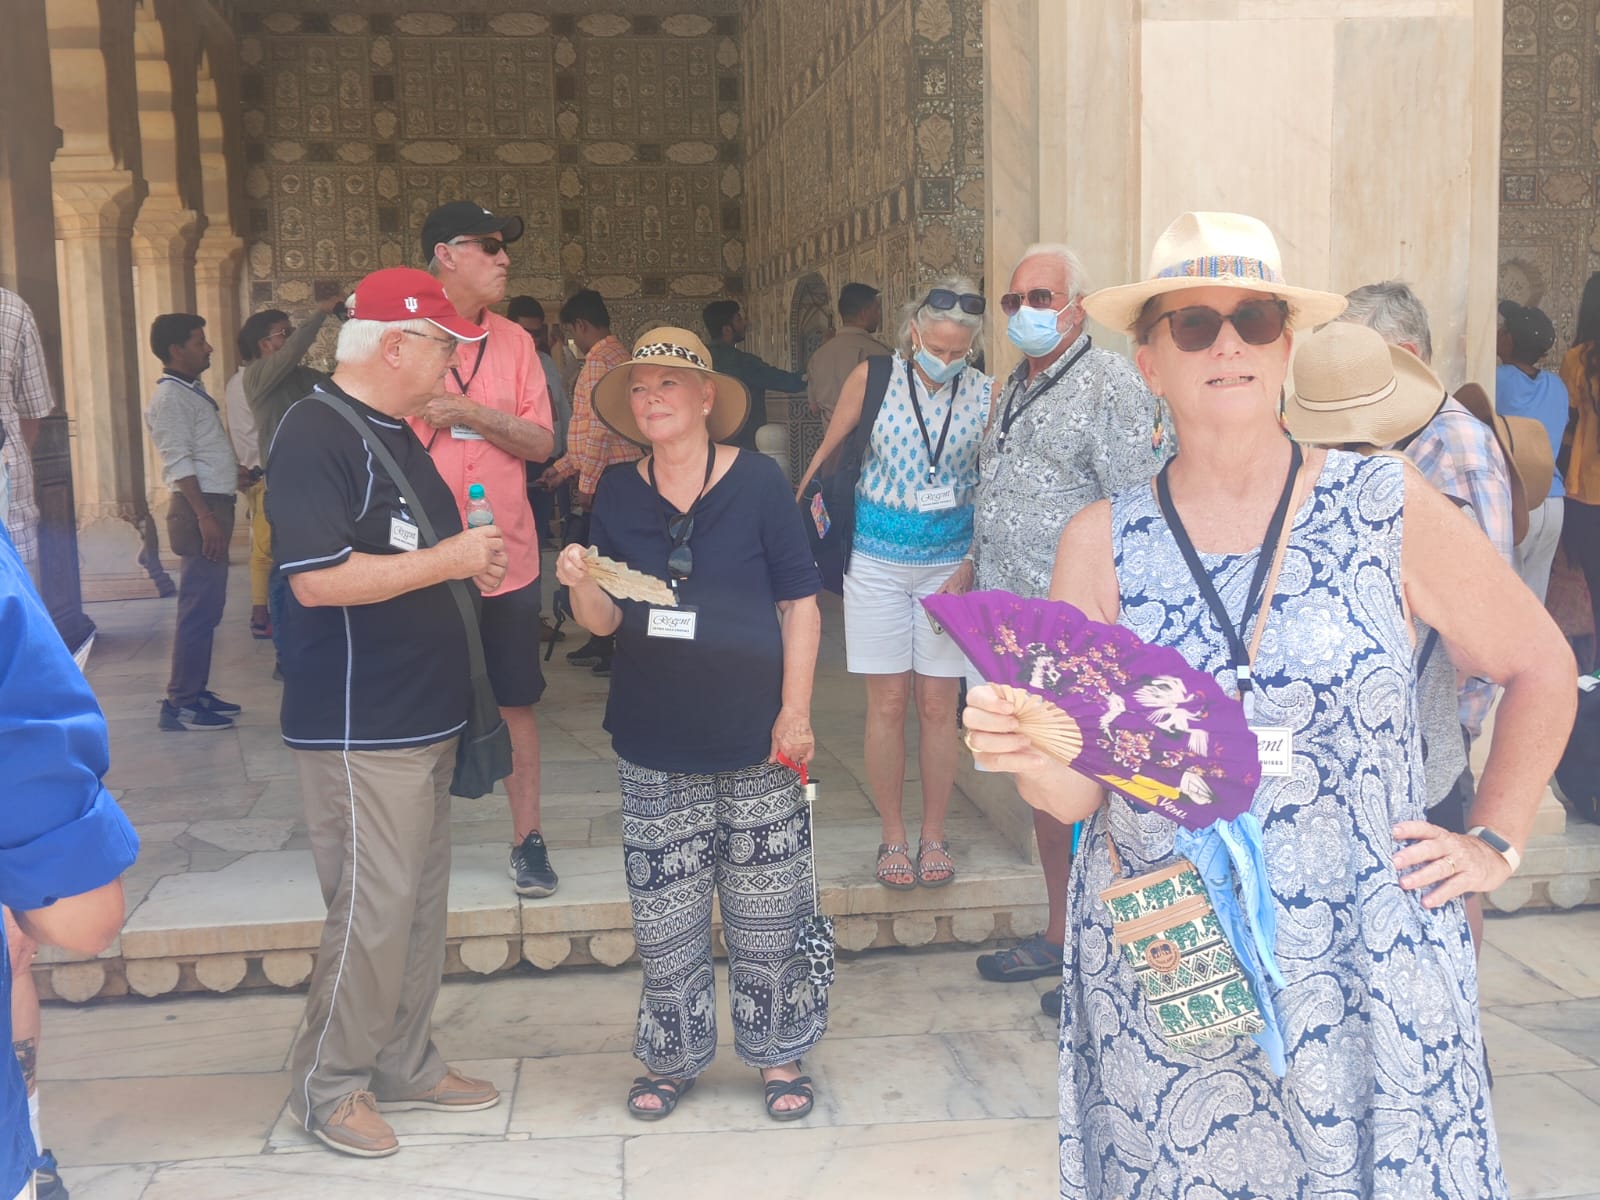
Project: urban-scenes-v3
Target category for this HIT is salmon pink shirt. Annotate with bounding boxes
[408,309,552,596]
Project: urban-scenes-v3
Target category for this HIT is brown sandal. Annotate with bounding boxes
[876,842,916,891]
[917,839,956,888]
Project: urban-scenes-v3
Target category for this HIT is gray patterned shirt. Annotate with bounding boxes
[973,336,1170,598]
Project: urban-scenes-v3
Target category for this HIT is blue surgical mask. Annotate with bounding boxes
[913,344,966,385]
[1007,304,1066,357]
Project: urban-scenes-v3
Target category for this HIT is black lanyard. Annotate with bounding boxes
[1154,442,1302,718]
[997,337,1092,450]
[905,359,959,484]
[451,327,489,395]
[646,438,717,514]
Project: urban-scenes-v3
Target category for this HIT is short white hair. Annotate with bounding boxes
[896,274,985,357]
[1340,281,1433,365]
[1017,242,1088,300]
[335,317,438,365]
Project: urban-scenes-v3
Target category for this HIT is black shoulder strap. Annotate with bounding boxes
[848,354,895,469]
[314,393,489,685]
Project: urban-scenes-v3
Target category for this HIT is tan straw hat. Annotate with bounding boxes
[592,327,750,447]
[1282,322,1448,448]
[1453,382,1554,546]
[1082,211,1349,336]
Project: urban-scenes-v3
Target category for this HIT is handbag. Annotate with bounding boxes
[1099,833,1265,1051]
[802,355,895,593]
[315,395,513,799]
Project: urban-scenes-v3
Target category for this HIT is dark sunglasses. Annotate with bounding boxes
[450,236,507,257]
[923,288,986,316]
[1149,299,1288,352]
[999,289,1069,315]
[666,512,694,585]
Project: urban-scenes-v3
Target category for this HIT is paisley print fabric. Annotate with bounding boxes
[619,756,827,1077]
[1059,451,1504,1199]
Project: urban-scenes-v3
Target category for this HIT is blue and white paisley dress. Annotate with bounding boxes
[1060,451,1504,1200]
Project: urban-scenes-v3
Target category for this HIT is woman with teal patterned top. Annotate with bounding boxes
[796,277,993,890]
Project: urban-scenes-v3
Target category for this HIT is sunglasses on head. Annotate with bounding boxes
[923,288,986,316]
[666,512,694,586]
[1149,299,1288,352]
[999,289,1070,315]
[450,236,507,257]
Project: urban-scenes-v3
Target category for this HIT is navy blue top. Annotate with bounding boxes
[0,523,139,1191]
[592,450,821,773]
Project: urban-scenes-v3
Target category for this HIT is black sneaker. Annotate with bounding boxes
[158,700,234,732]
[36,1147,67,1200]
[1040,983,1063,1020]
[566,637,607,667]
[591,652,612,677]
[509,832,559,898]
[195,690,242,715]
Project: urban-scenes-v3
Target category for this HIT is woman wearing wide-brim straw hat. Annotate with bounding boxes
[553,326,828,1122]
[963,210,1576,1199]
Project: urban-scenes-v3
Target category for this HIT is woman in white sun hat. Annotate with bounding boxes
[964,212,1575,1199]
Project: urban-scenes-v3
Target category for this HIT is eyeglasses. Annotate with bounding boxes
[999,289,1070,315]
[449,236,507,257]
[402,329,456,350]
[267,327,293,342]
[1148,299,1288,352]
[666,513,694,586]
[922,288,986,316]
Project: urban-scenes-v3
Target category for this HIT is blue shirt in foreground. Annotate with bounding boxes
[0,524,139,1193]
[592,451,821,774]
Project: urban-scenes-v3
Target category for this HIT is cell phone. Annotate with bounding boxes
[926,610,944,635]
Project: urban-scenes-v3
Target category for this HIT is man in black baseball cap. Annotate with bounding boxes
[420,201,525,265]
[1497,299,1557,366]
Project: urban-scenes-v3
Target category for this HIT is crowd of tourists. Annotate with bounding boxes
[0,198,1588,1199]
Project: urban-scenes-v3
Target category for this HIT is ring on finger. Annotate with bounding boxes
[1441,855,1456,875]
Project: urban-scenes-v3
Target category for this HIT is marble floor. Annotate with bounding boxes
[32,909,1600,1200]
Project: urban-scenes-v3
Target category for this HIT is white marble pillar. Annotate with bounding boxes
[983,0,1501,389]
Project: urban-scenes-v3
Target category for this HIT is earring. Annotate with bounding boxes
[703,408,711,415]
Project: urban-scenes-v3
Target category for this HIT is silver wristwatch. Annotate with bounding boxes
[1467,826,1521,873]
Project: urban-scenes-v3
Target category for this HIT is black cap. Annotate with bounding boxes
[1501,300,1556,362]
[420,201,524,263]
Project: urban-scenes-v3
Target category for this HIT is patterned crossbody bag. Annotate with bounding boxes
[1096,452,1299,1052]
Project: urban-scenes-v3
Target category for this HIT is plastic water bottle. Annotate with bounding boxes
[465,483,494,528]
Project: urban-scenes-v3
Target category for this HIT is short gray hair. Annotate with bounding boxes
[1340,281,1433,364]
[335,316,437,365]
[896,274,985,358]
[1018,242,1089,301]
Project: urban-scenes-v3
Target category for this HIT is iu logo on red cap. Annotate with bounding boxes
[404,297,419,313]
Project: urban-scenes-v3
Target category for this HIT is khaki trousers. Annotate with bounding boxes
[288,739,457,1127]
[245,478,272,607]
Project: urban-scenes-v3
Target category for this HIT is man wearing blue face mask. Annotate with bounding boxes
[971,244,1171,1017]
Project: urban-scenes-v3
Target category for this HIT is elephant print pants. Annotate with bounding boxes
[618,756,829,1078]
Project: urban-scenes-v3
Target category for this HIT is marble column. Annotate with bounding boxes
[193,229,244,386]
[131,202,201,525]
[982,0,1501,389]
[52,168,172,599]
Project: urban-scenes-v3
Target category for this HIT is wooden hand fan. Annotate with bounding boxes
[993,684,1084,767]
[583,547,678,607]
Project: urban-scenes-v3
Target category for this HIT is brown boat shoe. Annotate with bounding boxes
[313,1090,399,1158]
[376,1066,501,1113]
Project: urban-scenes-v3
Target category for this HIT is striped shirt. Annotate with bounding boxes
[547,334,639,499]
[0,288,53,572]
[1404,396,1515,735]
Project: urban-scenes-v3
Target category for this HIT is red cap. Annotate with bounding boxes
[345,268,487,342]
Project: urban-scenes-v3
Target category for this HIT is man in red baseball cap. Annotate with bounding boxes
[266,266,511,1158]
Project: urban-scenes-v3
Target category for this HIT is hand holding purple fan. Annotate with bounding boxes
[923,590,1262,829]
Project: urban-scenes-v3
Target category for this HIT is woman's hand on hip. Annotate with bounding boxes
[769,705,816,766]
[1392,820,1513,908]
[936,558,975,596]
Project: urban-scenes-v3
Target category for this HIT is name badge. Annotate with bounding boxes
[389,515,419,552]
[917,485,957,513]
[1253,726,1294,777]
[646,608,697,640]
[450,424,485,440]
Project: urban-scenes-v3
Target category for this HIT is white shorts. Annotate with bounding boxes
[843,551,971,677]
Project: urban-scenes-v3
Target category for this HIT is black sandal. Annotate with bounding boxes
[627,1075,695,1122]
[762,1073,815,1122]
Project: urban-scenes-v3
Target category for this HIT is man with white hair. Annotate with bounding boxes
[970,244,1170,1017]
[1340,280,1514,949]
[268,267,510,1158]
